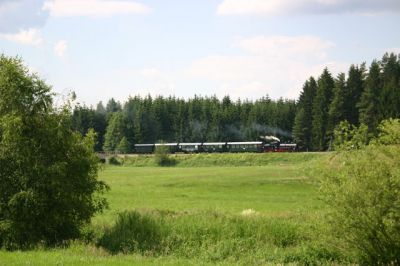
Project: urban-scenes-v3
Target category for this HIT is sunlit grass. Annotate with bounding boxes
[0,153,337,265]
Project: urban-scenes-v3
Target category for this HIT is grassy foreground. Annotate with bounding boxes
[0,153,341,265]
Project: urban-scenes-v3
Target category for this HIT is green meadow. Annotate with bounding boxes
[0,153,341,265]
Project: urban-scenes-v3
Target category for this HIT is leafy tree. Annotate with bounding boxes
[373,118,400,145]
[116,137,131,154]
[103,112,127,152]
[72,105,106,151]
[0,55,108,249]
[318,119,400,264]
[332,121,369,151]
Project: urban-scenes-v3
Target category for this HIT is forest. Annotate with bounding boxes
[71,52,400,152]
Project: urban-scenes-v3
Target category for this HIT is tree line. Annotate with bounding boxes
[71,52,400,153]
[72,96,296,153]
[293,52,400,151]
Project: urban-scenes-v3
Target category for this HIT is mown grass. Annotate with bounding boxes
[0,152,339,265]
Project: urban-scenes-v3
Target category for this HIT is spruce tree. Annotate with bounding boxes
[328,73,347,136]
[345,64,366,125]
[380,53,400,119]
[312,68,334,150]
[358,61,382,133]
[292,77,317,150]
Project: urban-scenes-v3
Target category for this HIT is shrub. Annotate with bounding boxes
[0,55,108,249]
[154,144,176,166]
[98,211,163,254]
[108,156,121,165]
[318,145,400,264]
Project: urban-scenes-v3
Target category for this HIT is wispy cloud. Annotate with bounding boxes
[54,40,68,57]
[0,28,44,46]
[187,35,347,99]
[217,0,400,16]
[43,0,151,18]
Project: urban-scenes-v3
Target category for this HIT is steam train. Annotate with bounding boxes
[133,136,296,154]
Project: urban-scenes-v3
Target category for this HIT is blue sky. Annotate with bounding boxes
[1,0,399,106]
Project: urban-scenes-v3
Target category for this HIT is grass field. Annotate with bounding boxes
[0,153,340,265]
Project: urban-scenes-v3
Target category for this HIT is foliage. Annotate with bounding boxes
[332,121,369,150]
[116,137,131,154]
[0,55,108,249]
[318,120,400,264]
[71,104,106,151]
[98,211,162,254]
[373,118,400,145]
[108,156,121,165]
[358,60,382,133]
[154,144,177,166]
[292,77,317,151]
[312,68,334,151]
[103,112,128,152]
[318,146,400,264]
[327,73,346,136]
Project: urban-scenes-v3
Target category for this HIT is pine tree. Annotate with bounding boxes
[292,108,307,149]
[380,53,400,119]
[292,77,317,150]
[312,68,334,150]
[345,64,366,125]
[358,61,382,133]
[328,73,347,136]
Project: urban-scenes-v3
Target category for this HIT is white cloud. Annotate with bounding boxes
[43,0,151,18]
[234,35,335,60]
[217,0,400,16]
[187,35,348,99]
[0,28,43,46]
[54,40,68,57]
[386,47,400,55]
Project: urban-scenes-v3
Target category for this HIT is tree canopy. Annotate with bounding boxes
[0,55,108,249]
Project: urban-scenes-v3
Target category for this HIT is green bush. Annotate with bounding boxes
[98,211,163,254]
[318,145,400,264]
[154,145,176,167]
[108,156,121,165]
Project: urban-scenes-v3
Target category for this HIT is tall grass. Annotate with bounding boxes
[112,152,323,167]
[96,209,341,264]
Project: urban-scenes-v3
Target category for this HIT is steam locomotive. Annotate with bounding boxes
[133,136,296,154]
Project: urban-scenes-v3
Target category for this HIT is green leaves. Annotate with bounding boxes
[0,55,108,249]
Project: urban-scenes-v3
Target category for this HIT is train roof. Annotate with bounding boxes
[178,142,202,145]
[227,141,263,145]
[202,142,226,145]
[154,143,178,146]
[280,143,297,147]
[134,144,154,147]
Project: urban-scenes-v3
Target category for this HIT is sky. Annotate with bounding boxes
[1,0,399,106]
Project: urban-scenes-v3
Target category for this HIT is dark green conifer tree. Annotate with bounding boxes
[328,73,347,137]
[312,68,334,150]
[292,77,317,150]
[345,64,366,125]
[358,61,382,133]
[380,53,400,119]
